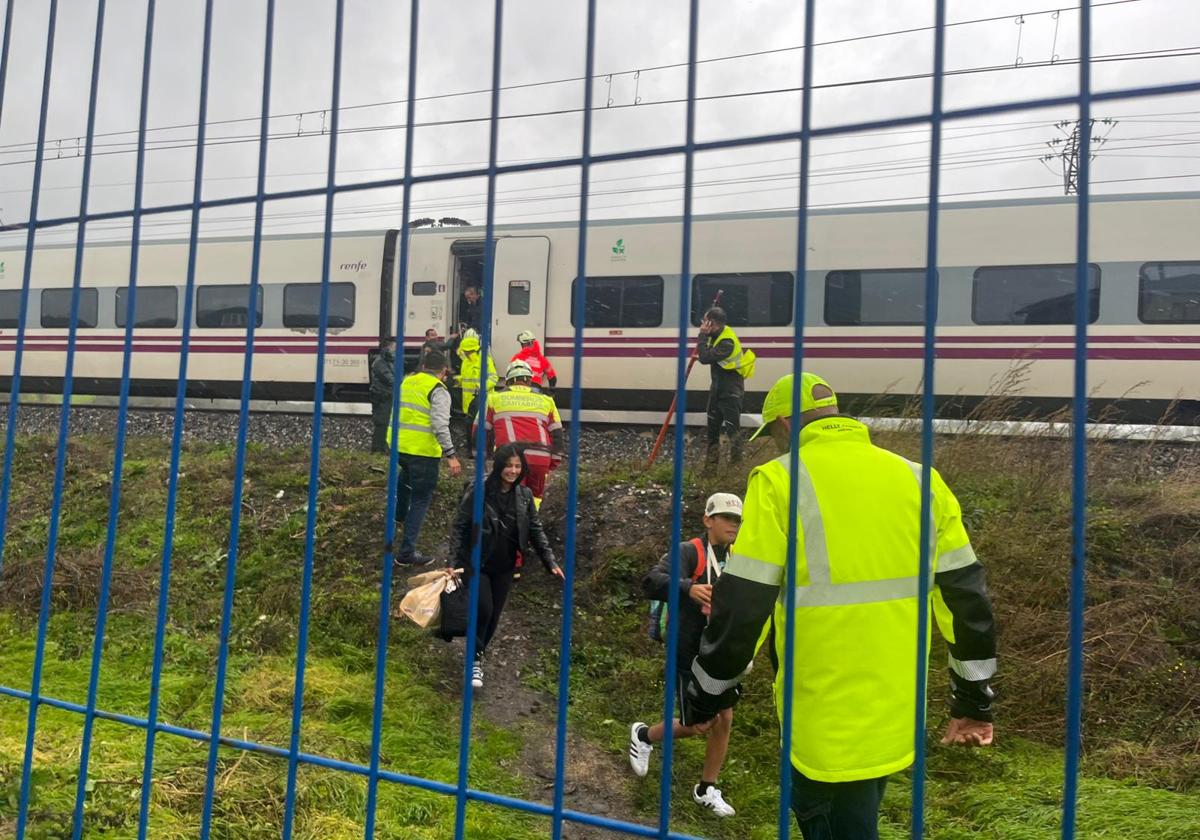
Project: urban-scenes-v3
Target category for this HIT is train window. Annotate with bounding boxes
[972,264,1100,325]
[283,283,356,328]
[115,286,178,328]
[0,290,23,328]
[40,288,98,328]
[508,280,531,315]
[824,270,928,326]
[411,281,437,296]
[690,273,792,326]
[571,276,663,328]
[196,285,264,328]
[1139,262,1200,323]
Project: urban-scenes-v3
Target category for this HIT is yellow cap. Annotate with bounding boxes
[748,372,838,441]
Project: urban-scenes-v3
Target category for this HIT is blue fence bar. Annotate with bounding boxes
[282,2,346,835]
[454,1,506,836]
[657,0,701,835]
[137,1,215,834]
[1,0,1196,837]
[549,0,597,837]
[1062,3,1094,838]
[778,1,818,835]
[197,0,278,834]
[9,2,62,836]
[910,2,948,837]
[70,2,155,837]
[364,0,419,835]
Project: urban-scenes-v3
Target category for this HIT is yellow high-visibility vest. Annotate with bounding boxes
[713,325,755,379]
[724,415,977,782]
[387,371,444,458]
[487,385,561,450]
[459,352,498,411]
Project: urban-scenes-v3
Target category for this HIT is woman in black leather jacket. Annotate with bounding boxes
[448,443,563,688]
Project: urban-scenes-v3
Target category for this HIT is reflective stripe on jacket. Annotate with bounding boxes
[695,415,994,783]
[712,325,754,378]
[387,371,444,457]
[483,385,561,453]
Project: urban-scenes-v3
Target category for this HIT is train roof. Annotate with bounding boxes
[5,190,1198,250]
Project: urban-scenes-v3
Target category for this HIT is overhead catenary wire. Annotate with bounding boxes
[1,43,1196,171]
[0,0,1149,158]
[18,134,1200,242]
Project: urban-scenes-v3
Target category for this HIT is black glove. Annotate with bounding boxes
[684,671,742,727]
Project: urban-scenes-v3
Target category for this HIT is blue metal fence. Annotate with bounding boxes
[0,1,1196,837]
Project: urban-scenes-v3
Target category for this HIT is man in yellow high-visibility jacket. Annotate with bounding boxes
[388,350,461,565]
[684,372,997,839]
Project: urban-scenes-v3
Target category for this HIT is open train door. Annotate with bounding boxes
[491,236,550,365]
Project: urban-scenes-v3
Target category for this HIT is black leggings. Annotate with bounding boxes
[473,567,515,654]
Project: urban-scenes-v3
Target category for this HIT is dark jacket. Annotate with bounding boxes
[697,332,744,397]
[449,482,559,575]
[369,349,396,402]
[642,536,728,668]
[420,338,451,369]
[458,296,482,333]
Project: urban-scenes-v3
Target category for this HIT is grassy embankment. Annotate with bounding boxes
[1,427,1198,838]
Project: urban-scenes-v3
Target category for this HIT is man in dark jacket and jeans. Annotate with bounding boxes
[628,492,743,818]
[369,337,397,453]
[697,307,746,469]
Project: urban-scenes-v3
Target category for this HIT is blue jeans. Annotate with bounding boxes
[791,768,887,840]
[395,453,441,558]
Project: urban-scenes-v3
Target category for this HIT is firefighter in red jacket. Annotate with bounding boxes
[510,330,558,393]
[475,360,564,508]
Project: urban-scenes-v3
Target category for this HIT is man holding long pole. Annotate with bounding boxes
[698,306,755,471]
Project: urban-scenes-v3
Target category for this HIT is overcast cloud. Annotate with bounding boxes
[0,0,1198,247]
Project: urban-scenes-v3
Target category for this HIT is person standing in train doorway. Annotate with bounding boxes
[697,307,755,471]
[458,285,483,334]
[368,336,397,454]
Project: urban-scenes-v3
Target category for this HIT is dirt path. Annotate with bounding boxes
[424,571,645,839]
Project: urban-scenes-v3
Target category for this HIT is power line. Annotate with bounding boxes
[22,137,1200,241]
[0,0,1147,157]
[2,43,1195,172]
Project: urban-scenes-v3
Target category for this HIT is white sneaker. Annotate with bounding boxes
[471,659,483,689]
[628,722,653,777]
[693,784,735,817]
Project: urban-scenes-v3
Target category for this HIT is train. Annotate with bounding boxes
[1,191,1198,424]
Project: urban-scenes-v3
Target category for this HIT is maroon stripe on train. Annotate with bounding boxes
[540,345,1200,361]
[545,333,1200,346]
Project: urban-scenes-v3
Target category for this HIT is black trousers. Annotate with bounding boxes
[790,768,888,840]
[370,399,390,453]
[471,567,515,654]
[706,388,744,462]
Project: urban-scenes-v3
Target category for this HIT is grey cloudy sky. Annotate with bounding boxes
[0,0,1198,246]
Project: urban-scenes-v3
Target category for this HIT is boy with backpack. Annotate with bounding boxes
[628,492,743,818]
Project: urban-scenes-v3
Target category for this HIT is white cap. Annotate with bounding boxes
[705,492,743,519]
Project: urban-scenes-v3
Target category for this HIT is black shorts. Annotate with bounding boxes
[675,669,699,727]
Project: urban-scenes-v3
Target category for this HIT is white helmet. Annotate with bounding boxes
[517,329,536,345]
[506,360,533,381]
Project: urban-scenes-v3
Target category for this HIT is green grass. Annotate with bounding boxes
[1,432,1198,838]
[523,584,1200,840]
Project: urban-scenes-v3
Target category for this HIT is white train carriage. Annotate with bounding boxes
[1,192,1198,422]
[0,230,396,402]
